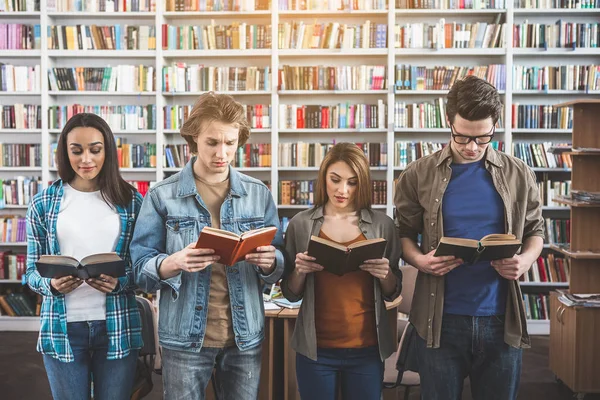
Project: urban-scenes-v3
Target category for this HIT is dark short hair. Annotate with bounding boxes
[446,75,503,125]
[314,143,372,210]
[56,113,134,208]
[180,92,251,153]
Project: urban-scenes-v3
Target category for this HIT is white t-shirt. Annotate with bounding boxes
[57,184,121,322]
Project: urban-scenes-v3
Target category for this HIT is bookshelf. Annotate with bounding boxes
[1,1,598,331]
[548,100,600,398]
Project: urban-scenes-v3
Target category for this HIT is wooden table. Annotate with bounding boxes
[279,296,403,400]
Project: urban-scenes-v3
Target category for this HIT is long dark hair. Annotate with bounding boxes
[56,113,134,208]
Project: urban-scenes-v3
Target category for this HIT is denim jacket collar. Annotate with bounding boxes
[308,205,373,224]
[435,144,504,169]
[177,158,248,199]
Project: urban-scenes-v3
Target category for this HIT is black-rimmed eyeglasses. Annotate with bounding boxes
[450,124,495,145]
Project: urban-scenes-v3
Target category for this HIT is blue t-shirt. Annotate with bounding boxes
[442,159,508,316]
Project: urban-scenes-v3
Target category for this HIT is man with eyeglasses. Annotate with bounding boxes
[394,75,544,400]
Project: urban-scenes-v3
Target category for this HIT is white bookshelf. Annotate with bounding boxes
[1,1,597,331]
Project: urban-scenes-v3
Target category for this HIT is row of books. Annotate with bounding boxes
[279,21,388,50]
[0,0,39,11]
[278,179,387,205]
[396,0,506,8]
[394,99,447,129]
[0,291,40,317]
[49,105,157,131]
[48,66,155,92]
[49,141,157,169]
[545,218,570,244]
[513,22,599,49]
[523,293,550,320]
[49,25,157,51]
[278,65,387,91]
[0,144,41,167]
[127,180,153,197]
[279,0,387,10]
[234,143,271,168]
[47,0,156,12]
[0,177,41,207]
[164,144,191,168]
[394,21,505,49]
[163,65,270,92]
[512,104,573,129]
[0,64,40,93]
[395,64,506,91]
[278,142,388,167]
[1,104,41,130]
[521,254,569,283]
[394,141,445,168]
[0,216,25,243]
[513,142,572,169]
[165,0,269,11]
[278,102,386,130]
[537,177,570,207]
[515,0,598,8]
[0,251,25,280]
[513,65,600,91]
[163,104,270,130]
[163,23,270,50]
[0,24,40,50]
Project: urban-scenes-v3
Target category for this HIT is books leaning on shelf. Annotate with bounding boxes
[0,144,41,167]
[433,234,522,264]
[513,142,572,169]
[164,144,192,168]
[279,102,386,130]
[234,143,271,168]
[394,19,505,49]
[195,226,277,266]
[0,250,26,280]
[279,142,386,168]
[520,253,570,283]
[0,64,41,93]
[50,140,156,169]
[165,0,269,11]
[35,253,126,279]
[48,25,157,50]
[512,104,573,129]
[514,0,598,8]
[307,235,387,276]
[513,65,600,91]
[164,104,270,130]
[48,66,156,92]
[49,105,157,131]
[162,65,270,92]
[278,21,387,50]
[0,291,39,317]
[522,293,549,320]
[0,179,41,207]
[279,65,386,91]
[395,64,506,91]
[48,0,156,12]
[1,104,41,130]
[545,218,570,244]
[0,0,40,12]
[278,180,386,206]
[394,142,445,168]
[0,24,40,50]
[513,22,600,49]
[163,23,271,50]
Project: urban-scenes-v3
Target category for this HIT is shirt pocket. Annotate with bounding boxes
[165,218,198,254]
[236,217,266,233]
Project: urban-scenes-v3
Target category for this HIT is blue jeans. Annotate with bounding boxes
[43,320,139,400]
[296,346,383,400]
[416,314,522,400]
[161,344,262,400]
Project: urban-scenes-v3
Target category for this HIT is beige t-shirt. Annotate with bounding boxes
[194,174,235,347]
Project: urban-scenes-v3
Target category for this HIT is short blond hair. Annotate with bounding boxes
[180,92,251,154]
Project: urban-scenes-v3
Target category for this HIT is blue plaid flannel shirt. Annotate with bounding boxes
[26,179,143,362]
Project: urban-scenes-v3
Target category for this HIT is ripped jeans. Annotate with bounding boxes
[161,344,262,400]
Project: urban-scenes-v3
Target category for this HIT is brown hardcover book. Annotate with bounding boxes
[0,295,16,316]
[307,235,387,276]
[434,233,522,264]
[35,253,125,279]
[195,226,277,266]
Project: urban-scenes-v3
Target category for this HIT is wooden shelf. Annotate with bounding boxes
[549,244,600,260]
[554,196,600,207]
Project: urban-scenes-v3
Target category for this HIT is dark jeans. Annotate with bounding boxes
[161,344,262,400]
[296,346,383,400]
[416,314,522,400]
[43,320,139,400]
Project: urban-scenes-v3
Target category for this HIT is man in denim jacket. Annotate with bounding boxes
[131,93,285,400]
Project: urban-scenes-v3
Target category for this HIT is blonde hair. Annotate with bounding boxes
[314,143,372,210]
[180,92,251,153]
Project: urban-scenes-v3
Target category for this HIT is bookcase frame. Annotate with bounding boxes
[1,1,598,331]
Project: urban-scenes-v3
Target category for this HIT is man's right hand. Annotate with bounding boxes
[163,243,221,274]
[294,252,324,275]
[415,250,463,276]
[50,276,83,294]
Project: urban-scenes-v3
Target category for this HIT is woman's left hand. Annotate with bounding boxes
[360,258,391,280]
[86,274,119,293]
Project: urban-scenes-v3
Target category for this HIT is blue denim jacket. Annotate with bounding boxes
[131,159,285,352]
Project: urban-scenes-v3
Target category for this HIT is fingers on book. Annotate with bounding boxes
[434,234,522,264]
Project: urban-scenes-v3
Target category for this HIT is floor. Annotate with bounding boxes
[0,333,597,400]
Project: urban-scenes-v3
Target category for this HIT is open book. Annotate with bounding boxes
[434,234,522,264]
[307,235,387,276]
[195,226,277,266]
[35,253,126,279]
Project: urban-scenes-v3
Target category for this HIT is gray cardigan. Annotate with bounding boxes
[281,206,403,361]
